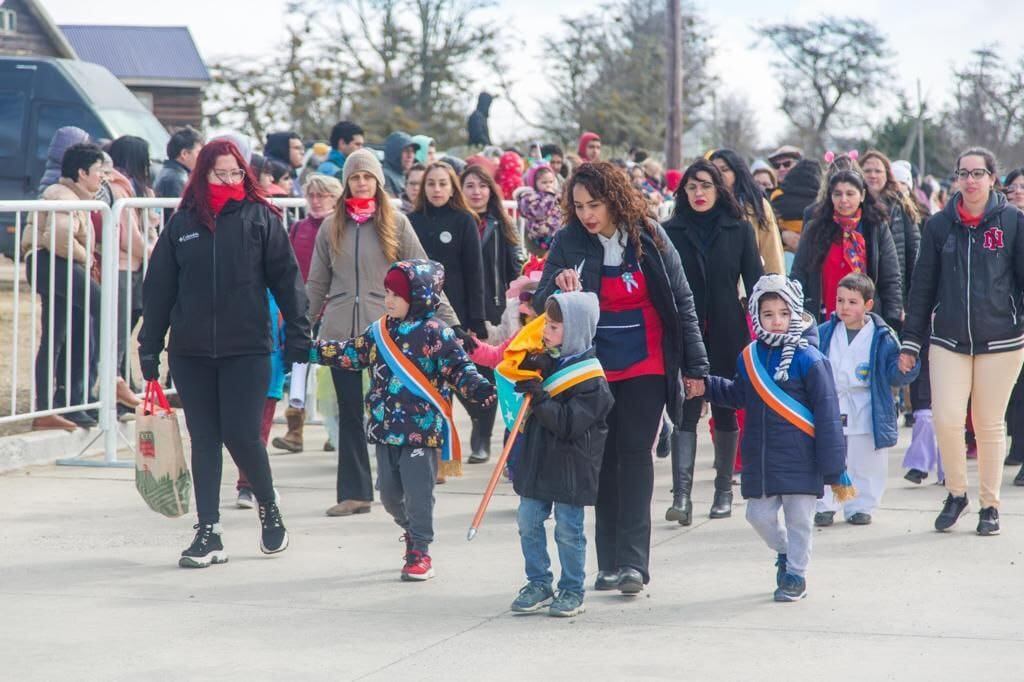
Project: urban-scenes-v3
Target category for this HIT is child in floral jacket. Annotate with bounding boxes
[313,259,495,582]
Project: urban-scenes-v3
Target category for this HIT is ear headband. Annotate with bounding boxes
[823,150,860,164]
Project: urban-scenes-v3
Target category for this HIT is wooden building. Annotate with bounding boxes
[0,0,209,131]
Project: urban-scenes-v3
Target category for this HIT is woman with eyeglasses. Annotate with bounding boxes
[791,170,903,328]
[899,148,1024,536]
[710,149,785,275]
[139,138,311,567]
[663,159,764,523]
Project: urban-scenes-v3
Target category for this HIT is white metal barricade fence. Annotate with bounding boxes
[0,196,521,466]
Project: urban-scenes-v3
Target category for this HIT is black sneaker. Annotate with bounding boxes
[814,511,835,527]
[847,512,872,525]
[934,493,969,532]
[258,502,289,554]
[236,487,256,509]
[775,553,787,587]
[64,410,98,428]
[510,581,555,613]
[594,570,619,591]
[773,573,807,602]
[977,507,1000,536]
[549,590,585,617]
[1015,464,1024,487]
[617,567,644,595]
[904,468,928,485]
[179,523,228,568]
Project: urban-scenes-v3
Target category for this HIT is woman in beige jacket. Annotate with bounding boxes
[710,149,786,275]
[307,149,459,517]
[23,143,103,430]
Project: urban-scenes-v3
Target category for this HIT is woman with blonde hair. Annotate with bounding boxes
[307,150,458,517]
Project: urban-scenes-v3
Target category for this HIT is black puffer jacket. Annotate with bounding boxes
[902,191,1024,357]
[662,208,763,375]
[410,203,487,335]
[480,213,525,325]
[886,201,921,309]
[533,221,709,427]
[790,212,903,327]
[139,199,310,360]
[513,349,614,506]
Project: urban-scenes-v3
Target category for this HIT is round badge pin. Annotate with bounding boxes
[440,231,453,244]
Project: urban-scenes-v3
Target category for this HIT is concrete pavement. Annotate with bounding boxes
[2,415,1023,681]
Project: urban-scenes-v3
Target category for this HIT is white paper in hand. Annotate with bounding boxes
[289,363,308,408]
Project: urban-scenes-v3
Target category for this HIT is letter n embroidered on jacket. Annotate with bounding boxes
[983,227,1004,251]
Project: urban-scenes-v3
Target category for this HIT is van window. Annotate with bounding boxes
[0,90,26,158]
[35,103,104,160]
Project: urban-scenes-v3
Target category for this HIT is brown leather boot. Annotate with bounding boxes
[271,407,304,453]
[325,500,372,516]
[32,414,78,432]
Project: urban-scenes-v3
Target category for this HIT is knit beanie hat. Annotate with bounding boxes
[384,267,412,304]
[891,160,914,189]
[342,148,386,189]
[748,274,809,382]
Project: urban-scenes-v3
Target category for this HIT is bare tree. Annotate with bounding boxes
[759,16,894,156]
[708,92,759,159]
[947,48,1024,161]
[540,0,713,153]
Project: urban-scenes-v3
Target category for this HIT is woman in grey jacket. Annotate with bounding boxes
[307,149,459,517]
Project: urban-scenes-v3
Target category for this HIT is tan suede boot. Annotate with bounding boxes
[271,407,304,453]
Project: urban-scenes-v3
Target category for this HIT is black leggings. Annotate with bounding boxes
[331,368,373,502]
[25,252,100,410]
[680,397,738,432]
[170,354,274,524]
[595,374,666,583]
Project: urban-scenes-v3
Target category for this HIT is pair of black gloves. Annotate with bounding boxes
[513,352,555,401]
[139,345,311,382]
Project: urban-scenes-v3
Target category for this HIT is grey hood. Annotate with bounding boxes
[383,131,418,172]
[550,291,599,357]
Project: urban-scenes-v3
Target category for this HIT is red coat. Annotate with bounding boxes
[288,214,325,282]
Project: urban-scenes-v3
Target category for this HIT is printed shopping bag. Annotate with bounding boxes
[134,380,192,517]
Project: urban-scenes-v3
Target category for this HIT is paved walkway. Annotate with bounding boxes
[2,415,1022,681]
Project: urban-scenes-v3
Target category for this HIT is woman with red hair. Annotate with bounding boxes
[139,139,311,568]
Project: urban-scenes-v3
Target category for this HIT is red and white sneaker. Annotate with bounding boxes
[401,550,435,581]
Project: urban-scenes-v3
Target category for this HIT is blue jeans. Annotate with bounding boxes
[517,496,586,594]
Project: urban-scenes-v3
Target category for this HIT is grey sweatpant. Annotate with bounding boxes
[375,445,438,553]
[745,494,816,578]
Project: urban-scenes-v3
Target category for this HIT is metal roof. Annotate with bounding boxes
[59,25,210,84]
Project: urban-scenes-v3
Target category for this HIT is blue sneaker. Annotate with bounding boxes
[549,590,585,617]
[510,581,554,613]
[773,572,807,602]
[775,553,787,587]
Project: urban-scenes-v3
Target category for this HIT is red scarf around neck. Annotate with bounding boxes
[833,207,866,273]
[208,182,246,218]
[956,199,983,228]
[345,196,376,224]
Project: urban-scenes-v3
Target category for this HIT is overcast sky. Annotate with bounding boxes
[41,0,1024,152]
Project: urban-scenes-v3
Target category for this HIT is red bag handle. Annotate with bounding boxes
[143,380,173,416]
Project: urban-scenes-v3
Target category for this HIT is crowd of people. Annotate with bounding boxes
[23,116,1024,615]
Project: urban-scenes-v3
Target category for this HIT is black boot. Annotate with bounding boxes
[1006,436,1024,466]
[656,417,671,458]
[468,418,489,464]
[710,429,739,519]
[665,430,696,525]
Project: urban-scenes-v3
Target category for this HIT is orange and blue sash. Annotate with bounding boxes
[370,317,462,472]
[742,342,815,438]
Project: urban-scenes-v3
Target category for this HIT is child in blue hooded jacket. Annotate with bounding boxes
[814,273,920,526]
[704,274,846,602]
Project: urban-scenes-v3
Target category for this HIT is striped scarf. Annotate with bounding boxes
[747,274,808,382]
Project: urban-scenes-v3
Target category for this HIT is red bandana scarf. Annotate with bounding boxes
[833,208,866,273]
[345,197,376,224]
[208,182,246,217]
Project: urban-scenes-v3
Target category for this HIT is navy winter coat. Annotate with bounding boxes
[705,324,846,499]
[817,312,920,450]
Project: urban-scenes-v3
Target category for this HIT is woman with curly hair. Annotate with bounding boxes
[663,159,764,523]
[533,161,709,595]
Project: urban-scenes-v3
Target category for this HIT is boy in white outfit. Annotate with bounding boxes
[815,273,920,526]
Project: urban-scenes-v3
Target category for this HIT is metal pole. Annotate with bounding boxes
[917,79,926,176]
[665,0,683,168]
[100,203,120,463]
